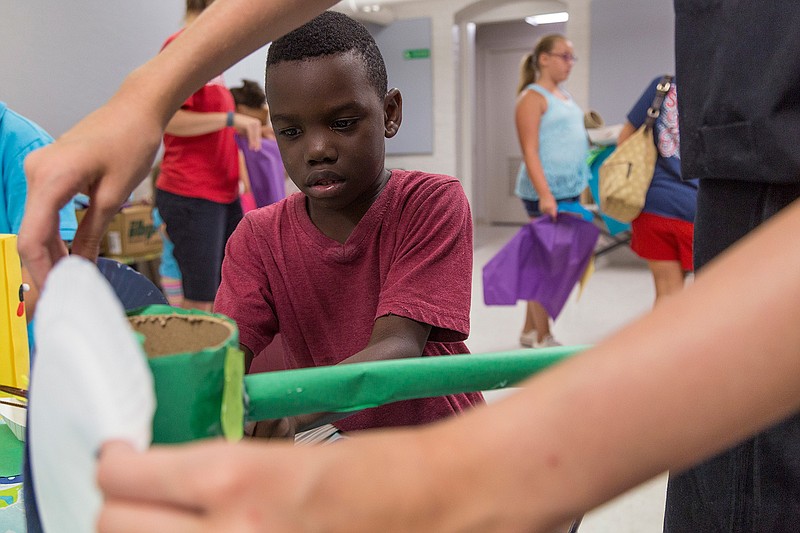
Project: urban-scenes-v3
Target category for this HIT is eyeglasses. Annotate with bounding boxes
[546,52,578,63]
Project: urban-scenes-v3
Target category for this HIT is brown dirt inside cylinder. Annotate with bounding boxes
[128,314,233,358]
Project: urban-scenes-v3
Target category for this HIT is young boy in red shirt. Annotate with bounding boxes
[214,11,484,439]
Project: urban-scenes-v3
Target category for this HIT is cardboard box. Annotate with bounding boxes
[76,205,162,257]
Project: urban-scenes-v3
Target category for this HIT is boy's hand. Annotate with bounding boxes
[245,417,298,439]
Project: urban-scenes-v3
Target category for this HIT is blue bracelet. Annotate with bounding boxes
[226,111,234,127]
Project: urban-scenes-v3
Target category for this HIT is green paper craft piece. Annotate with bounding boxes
[128,305,240,444]
[129,306,583,444]
[221,346,245,441]
[0,422,22,478]
[244,346,584,421]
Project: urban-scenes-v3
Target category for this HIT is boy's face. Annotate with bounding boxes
[267,51,401,218]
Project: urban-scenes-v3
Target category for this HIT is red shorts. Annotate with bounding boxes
[630,212,694,272]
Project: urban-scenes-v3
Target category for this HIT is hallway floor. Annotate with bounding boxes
[468,223,668,533]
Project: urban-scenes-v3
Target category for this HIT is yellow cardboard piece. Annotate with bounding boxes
[575,256,596,301]
[0,234,30,390]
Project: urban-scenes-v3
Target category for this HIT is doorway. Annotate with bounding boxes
[474,18,566,225]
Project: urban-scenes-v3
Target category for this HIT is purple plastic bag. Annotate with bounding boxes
[482,214,599,319]
[236,135,286,207]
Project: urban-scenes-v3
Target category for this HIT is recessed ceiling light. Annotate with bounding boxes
[525,12,569,26]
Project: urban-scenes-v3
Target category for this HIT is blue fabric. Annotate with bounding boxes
[151,208,181,280]
[0,103,77,239]
[556,201,594,222]
[1,102,78,356]
[515,85,590,201]
[626,79,698,222]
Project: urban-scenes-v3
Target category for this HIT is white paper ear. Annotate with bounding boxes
[29,256,155,533]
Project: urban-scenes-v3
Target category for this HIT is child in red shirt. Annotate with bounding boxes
[214,11,484,438]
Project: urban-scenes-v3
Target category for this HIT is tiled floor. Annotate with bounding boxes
[468,222,668,533]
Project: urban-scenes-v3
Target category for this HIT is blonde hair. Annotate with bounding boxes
[516,34,566,94]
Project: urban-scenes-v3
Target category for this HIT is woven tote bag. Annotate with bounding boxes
[598,125,658,222]
[598,76,672,222]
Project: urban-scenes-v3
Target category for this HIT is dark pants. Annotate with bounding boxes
[664,179,800,532]
[155,189,243,302]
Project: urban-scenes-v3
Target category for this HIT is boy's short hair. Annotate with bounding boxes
[266,11,388,99]
[186,0,214,14]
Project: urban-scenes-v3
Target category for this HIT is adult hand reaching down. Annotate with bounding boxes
[20,100,163,288]
[17,0,340,288]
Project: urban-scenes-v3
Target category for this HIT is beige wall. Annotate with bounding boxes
[377,0,591,213]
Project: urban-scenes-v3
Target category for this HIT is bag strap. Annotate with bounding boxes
[644,75,673,131]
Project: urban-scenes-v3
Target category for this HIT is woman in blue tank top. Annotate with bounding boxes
[514,34,590,349]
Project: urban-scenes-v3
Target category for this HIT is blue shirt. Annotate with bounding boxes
[515,84,590,201]
[626,78,698,222]
[0,102,77,237]
[1,102,78,354]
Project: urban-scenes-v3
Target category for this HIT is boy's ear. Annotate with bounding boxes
[383,88,402,139]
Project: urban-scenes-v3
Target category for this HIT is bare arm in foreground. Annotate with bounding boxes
[18,0,337,288]
[97,198,800,532]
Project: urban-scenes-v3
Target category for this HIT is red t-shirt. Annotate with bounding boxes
[214,169,484,432]
[156,31,239,203]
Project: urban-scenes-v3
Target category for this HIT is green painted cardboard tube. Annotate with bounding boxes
[128,306,243,444]
[244,346,584,421]
[129,305,583,443]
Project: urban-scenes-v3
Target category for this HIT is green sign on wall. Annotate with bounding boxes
[403,48,430,60]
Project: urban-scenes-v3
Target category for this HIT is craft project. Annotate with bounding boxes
[28,257,583,532]
[483,214,600,318]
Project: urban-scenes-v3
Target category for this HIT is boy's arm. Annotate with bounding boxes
[240,345,255,373]
[19,0,339,288]
[250,315,432,437]
[340,314,432,365]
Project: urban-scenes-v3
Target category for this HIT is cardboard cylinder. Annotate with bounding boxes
[128,306,243,443]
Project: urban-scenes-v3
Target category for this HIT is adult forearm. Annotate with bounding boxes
[116,0,340,130]
[165,110,231,137]
[426,199,800,530]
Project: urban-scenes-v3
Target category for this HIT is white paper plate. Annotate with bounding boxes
[28,257,155,533]
[0,401,26,441]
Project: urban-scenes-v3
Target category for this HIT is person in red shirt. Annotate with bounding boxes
[155,0,261,311]
[213,11,484,439]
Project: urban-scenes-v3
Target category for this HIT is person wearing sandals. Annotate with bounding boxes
[513,34,591,348]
